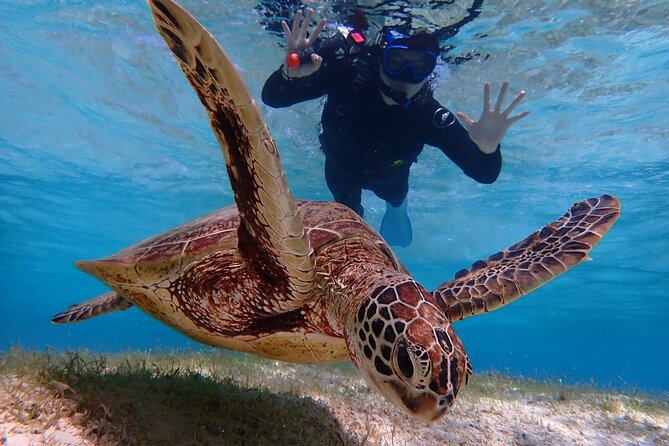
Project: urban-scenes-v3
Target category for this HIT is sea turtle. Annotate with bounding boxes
[52,0,621,423]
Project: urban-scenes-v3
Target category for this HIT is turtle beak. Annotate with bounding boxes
[386,379,448,423]
[361,370,448,423]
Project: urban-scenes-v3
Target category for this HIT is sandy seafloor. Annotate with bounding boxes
[1,350,667,446]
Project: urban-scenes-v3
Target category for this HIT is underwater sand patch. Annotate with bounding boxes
[1,349,667,445]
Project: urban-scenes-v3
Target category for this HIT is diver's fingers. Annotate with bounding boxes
[502,90,526,115]
[281,20,292,40]
[508,111,530,124]
[483,82,491,114]
[307,18,327,46]
[494,81,510,112]
[291,10,302,38]
[311,53,323,71]
[299,9,314,41]
[456,111,475,127]
[281,20,295,52]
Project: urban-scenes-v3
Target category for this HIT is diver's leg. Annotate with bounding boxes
[325,157,364,216]
[375,169,412,247]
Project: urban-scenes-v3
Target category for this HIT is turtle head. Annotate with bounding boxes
[347,280,471,423]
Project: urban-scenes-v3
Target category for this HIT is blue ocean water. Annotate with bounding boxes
[1,0,668,393]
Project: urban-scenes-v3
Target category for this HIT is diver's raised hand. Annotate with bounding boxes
[456,81,529,154]
[281,9,327,79]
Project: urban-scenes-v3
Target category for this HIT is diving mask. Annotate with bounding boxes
[381,30,438,84]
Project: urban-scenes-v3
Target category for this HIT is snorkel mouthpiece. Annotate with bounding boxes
[379,81,413,109]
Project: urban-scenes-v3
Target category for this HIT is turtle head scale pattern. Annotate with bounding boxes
[349,279,471,422]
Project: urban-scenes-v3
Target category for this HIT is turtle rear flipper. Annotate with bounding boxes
[51,292,133,324]
[147,0,316,313]
[433,194,621,321]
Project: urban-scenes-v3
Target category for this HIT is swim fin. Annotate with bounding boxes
[380,199,412,247]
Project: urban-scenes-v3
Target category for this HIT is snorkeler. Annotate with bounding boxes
[261,9,529,247]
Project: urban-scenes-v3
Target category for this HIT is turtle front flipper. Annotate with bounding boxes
[51,292,133,324]
[433,194,620,321]
[147,0,316,312]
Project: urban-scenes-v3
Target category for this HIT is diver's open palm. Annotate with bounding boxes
[456,82,529,154]
[281,9,327,78]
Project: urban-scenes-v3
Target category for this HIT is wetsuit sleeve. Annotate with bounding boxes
[261,65,329,108]
[423,100,502,184]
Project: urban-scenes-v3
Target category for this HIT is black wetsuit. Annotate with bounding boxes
[261,46,501,216]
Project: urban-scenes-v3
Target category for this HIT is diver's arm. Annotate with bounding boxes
[261,67,328,108]
[424,103,502,184]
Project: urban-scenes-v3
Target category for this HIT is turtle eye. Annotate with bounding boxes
[395,342,414,380]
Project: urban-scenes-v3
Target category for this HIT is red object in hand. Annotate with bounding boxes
[286,53,301,69]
